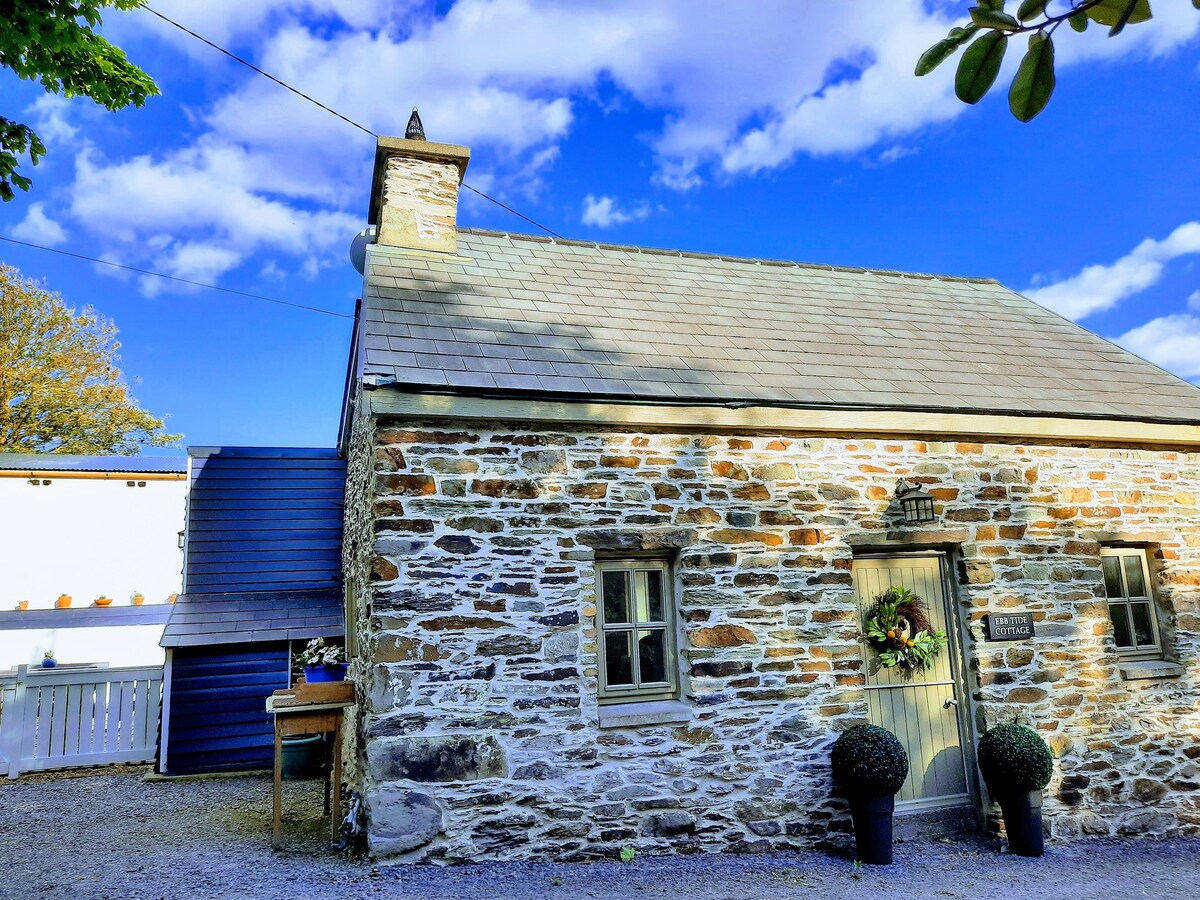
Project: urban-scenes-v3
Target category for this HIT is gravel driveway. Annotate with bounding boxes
[2,768,1199,900]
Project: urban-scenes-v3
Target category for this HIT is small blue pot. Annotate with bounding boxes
[41,658,57,669]
[303,663,347,683]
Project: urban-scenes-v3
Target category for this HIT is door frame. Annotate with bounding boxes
[853,548,981,815]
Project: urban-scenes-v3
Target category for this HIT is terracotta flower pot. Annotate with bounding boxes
[56,594,72,609]
[131,594,145,606]
[17,601,29,611]
[168,594,178,604]
[94,597,113,608]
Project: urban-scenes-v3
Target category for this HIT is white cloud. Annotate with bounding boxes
[26,95,79,145]
[46,0,1200,292]
[68,143,359,291]
[1116,313,1200,381]
[581,194,650,229]
[1025,222,1200,321]
[10,203,68,246]
[1189,290,1200,312]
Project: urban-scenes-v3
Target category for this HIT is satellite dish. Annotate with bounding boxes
[350,226,376,275]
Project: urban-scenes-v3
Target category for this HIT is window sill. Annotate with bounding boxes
[597,699,692,730]
[1118,659,1185,681]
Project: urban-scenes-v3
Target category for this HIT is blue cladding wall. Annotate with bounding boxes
[164,644,289,774]
[185,448,345,594]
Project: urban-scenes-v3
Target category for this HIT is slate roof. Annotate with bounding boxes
[0,454,186,473]
[160,589,343,648]
[357,229,1200,424]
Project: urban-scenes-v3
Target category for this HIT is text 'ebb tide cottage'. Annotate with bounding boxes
[337,123,1200,860]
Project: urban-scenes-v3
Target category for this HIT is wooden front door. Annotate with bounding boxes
[853,554,972,811]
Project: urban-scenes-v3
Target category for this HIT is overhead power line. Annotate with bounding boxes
[0,235,354,320]
[144,6,564,239]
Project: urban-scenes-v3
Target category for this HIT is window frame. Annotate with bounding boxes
[595,558,679,704]
[1100,547,1162,658]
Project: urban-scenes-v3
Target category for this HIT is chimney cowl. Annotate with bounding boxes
[405,108,426,141]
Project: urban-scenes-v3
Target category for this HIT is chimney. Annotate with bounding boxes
[368,109,470,255]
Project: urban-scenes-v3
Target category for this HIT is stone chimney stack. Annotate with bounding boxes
[368,110,470,255]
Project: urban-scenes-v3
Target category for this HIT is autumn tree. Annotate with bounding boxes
[0,264,179,453]
[918,0,1200,121]
[1,0,158,200]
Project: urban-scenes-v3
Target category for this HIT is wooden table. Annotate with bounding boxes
[267,686,353,849]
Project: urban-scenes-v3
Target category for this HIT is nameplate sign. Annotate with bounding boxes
[985,613,1035,641]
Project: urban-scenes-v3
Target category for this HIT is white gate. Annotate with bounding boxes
[0,664,163,778]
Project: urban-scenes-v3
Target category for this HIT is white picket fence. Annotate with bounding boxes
[0,664,163,778]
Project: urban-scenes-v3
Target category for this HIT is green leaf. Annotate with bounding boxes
[1085,0,1152,27]
[1194,0,1200,10]
[915,25,980,75]
[956,31,1009,104]
[1016,0,1045,21]
[1009,33,1056,121]
[970,7,1022,30]
[978,0,1006,10]
[1069,11,1090,31]
[1108,0,1150,35]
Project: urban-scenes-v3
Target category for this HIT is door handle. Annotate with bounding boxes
[943,697,958,709]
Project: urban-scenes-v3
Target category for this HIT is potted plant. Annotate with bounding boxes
[41,651,57,669]
[977,723,1054,857]
[94,595,113,607]
[17,601,29,611]
[131,592,145,606]
[297,638,348,683]
[831,723,909,865]
[56,593,72,609]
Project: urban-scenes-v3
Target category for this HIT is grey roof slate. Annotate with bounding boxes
[0,454,186,473]
[160,589,343,648]
[357,229,1200,424]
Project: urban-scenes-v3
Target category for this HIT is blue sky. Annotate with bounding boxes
[2,0,1199,452]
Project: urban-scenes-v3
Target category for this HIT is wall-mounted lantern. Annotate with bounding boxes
[177,530,186,551]
[896,480,936,525]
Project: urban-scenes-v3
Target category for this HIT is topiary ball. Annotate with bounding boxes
[831,724,909,796]
[977,723,1053,793]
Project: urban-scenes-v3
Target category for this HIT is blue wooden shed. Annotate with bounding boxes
[158,447,345,775]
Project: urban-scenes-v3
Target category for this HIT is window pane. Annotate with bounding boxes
[604,630,634,686]
[1110,603,1133,649]
[637,629,668,684]
[1130,602,1155,648]
[1123,555,1147,597]
[603,571,629,624]
[633,569,665,623]
[646,570,665,621]
[1102,556,1124,598]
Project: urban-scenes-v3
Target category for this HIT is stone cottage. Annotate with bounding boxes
[339,131,1200,861]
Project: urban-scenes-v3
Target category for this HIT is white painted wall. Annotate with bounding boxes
[0,623,167,669]
[0,472,187,670]
[0,474,187,609]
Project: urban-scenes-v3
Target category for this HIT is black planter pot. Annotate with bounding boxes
[848,793,895,865]
[996,789,1044,857]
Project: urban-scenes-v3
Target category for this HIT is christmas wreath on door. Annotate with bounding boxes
[862,585,948,672]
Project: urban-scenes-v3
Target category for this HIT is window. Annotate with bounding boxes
[1100,548,1161,656]
[596,559,678,703]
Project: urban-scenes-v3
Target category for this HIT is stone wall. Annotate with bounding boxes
[347,417,1200,860]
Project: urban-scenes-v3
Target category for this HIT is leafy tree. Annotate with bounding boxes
[917,0,1200,122]
[0,264,180,453]
[1,0,158,201]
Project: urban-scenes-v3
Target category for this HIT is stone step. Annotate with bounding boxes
[894,804,979,843]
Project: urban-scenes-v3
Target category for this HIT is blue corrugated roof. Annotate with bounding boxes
[0,453,187,473]
[183,447,345,595]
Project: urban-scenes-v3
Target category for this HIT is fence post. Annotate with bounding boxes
[2,666,29,779]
